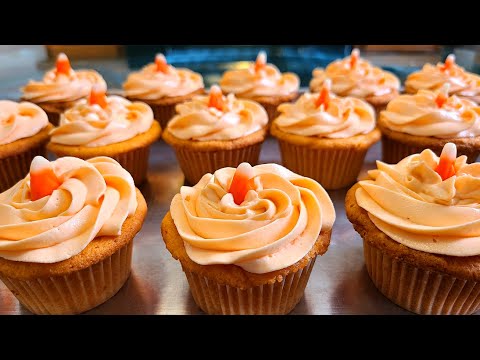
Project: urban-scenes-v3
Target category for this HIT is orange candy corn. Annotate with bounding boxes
[350,48,360,68]
[255,51,267,72]
[435,84,450,108]
[441,54,456,72]
[155,53,169,73]
[88,85,108,108]
[315,79,331,109]
[56,53,71,75]
[30,156,61,201]
[229,162,255,205]
[435,143,457,181]
[208,85,224,111]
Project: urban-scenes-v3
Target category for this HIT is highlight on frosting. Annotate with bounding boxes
[50,87,154,147]
[405,54,480,99]
[355,143,480,256]
[170,162,336,274]
[166,85,268,141]
[219,51,300,98]
[22,53,106,103]
[380,84,480,138]
[0,156,137,263]
[274,80,376,138]
[0,100,49,145]
[310,48,400,98]
[123,53,204,100]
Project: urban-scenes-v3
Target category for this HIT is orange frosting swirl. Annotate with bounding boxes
[0,101,49,145]
[170,164,335,274]
[0,157,137,263]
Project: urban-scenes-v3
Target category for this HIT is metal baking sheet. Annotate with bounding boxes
[4,136,465,315]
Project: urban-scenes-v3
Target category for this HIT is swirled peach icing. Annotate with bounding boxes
[274,92,375,138]
[310,50,400,98]
[405,55,480,99]
[356,146,480,256]
[170,163,336,273]
[22,66,106,104]
[167,91,268,141]
[381,89,480,138]
[0,156,137,263]
[0,101,49,145]
[49,95,154,147]
[123,56,204,100]
[219,52,299,98]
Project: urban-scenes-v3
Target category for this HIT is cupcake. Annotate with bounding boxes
[270,80,381,190]
[48,86,162,185]
[405,54,480,104]
[0,156,147,314]
[346,143,480,315]
[0,100,53,192]
[161,162,336,315]
[123,53,205,129]
[21,53,106,126]
[219,51,300,121]
[162,85,268,184]
[309,49,400,113]
[379,84,480,164]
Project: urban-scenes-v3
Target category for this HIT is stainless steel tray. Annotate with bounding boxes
[0,138,473,315]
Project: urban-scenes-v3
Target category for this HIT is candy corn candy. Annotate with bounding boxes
[315,79,331,109]
[441,54,456,72]
[56,53,71,75]
[435,142,457,181]
[155,53,169,73]
[30,156,61,201]
[229,162,255,205]
[255,51,267,73]
[350,48,360,68]
[435,83,450,108]
[88,85,108,108]
[208,85,224,111]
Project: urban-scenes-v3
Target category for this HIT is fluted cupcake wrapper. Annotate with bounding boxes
[173,143,263,185]
[0,144,47,193]
[277,140,368,190]
[111,146,151,186]
[382,135,480,164]
[0,241,133,315]
[363,240,480,315]
[182,257,316,315]
[149,103,177,130]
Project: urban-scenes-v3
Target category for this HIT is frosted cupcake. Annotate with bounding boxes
[271,80,381,190]
[310,49,400,113]
[379,84,480,164]
[405,54,480,104]
[123,53,204,129]
[0,100,53,192]
[162,85,268,184]
[21,53,106,126]
[162,162,335,314]
[0,156,147,314]
[219,51,300,121]
[346,143,480,315]
[48,86,161,185]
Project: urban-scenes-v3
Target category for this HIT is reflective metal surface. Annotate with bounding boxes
[2,137,443,315]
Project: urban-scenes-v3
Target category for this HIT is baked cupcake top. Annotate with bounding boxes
[167,85,268,141]
[0,156,137,263]
[219,51,300,98]
[22,53,106,104]
[274,80,375,138]
[356,143,480,256]
[381,84,480,138]
[49,87,154,147]
[405,54,480,100]
[0,100,49,145]
[170,162,335,274]
[123,53,204,100]
[310,49,400,99]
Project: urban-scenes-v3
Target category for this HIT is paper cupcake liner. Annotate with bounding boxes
[0,241,133,315]
[277,139,368,190]
[111,146,151,186]
[182,257,316,315]
[149,103,177,130]
[382,135,480,164]
[363,240,480,315]
[0,144,47,193]
[173,143,263,185]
